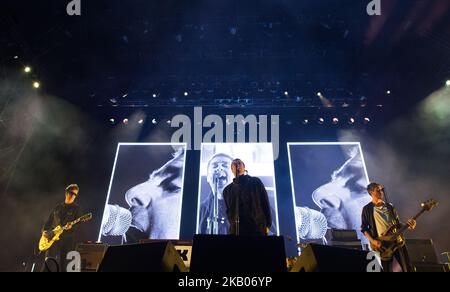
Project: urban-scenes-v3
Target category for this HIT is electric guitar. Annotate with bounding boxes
[39,213,92,252]
[371,199,438,261]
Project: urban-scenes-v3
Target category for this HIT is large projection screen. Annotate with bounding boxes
[196,143,280,236]
[287,142,371,245]
[99,143,187,244]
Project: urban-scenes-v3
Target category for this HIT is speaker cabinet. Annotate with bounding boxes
[291,244,371,272]
[98,241,187,272]
[190,235,287,272]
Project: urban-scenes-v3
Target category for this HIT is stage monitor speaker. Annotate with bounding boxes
[190,235,287,272]
[291,244,371,272]
[404,239,439,264]
[98,241,187,272]
[140,239,193,270]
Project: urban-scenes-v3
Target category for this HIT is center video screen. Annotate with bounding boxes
[196,143,280,236]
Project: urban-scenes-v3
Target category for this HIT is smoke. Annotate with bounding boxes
[0,77,103,271]
[338,87,450,256]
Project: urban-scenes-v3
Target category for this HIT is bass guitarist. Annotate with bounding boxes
[361,183,416,272]
[41,184,82,272]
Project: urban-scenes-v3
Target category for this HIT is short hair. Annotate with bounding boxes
[367,183,380,195]
[232,159,245,168]
[65,184,79,194]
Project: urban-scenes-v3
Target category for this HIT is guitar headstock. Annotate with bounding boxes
[80,213,93,222]
[421,199,438,211]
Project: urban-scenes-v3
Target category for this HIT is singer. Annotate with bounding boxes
[223,159,272,236]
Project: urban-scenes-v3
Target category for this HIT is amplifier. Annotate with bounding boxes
[76,242,108,272]
[329,241,363,250]
[404,239,439,264]
[326,229,359,242]
[411,262,447,273]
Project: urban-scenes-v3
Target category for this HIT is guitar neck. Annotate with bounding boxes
[396,209,426,235]
[67,217,82,228]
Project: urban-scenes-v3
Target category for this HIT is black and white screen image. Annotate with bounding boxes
[288,143,371,246]
[99,143,187,245]
[196,143,280,236]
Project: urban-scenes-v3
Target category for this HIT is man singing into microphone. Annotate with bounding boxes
[199,153,234,235]
[223,159,272,236]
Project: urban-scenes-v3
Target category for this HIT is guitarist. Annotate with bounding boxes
[361,183,416,272]
[41,184,82,272]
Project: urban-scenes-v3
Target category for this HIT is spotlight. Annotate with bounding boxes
[284,91,289,96]
[317,92,322,97]
[138,119,144,124]
[349,118,355,124]
[152,93,157,98]
[24,66,31,73]
[33,81,40,89]
[184,92,189,96]
[14,56,19,59]
[302,119,309,125]
[446,80,450,87]
[332,118,339,125]
[152,118,157,125]
[318,118,325,125]
[123,119,129,125]
[122,93,128,98]
[386,90,391,95]
[166,120,172,124]
[109,118,115,124]
[364,117,371,124]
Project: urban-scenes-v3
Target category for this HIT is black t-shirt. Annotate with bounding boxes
[43,203,82,237]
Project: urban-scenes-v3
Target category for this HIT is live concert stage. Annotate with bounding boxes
[1,0,449,275]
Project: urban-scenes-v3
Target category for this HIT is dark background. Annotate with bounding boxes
[1,0,449,271]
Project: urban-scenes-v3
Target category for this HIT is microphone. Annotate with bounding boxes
[213,169,225,179]
[101,204,132,237]
[295,207,328,240]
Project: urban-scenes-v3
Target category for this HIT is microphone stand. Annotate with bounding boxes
[213,175,219,235]
[234,161,240,236]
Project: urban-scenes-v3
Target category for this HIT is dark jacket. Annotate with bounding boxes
[223,175,272,236]
[361,202,400,239]
[43,203,82,238]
